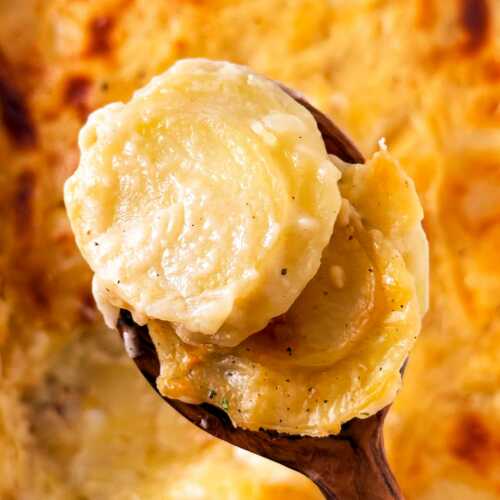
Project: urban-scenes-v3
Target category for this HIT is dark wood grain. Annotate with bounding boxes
[115,91,403,500]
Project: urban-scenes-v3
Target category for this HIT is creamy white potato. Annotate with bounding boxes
[65,59,341,347]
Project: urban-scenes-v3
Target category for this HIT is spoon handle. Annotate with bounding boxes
[300,411,402,500]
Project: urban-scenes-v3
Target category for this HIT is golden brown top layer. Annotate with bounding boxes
[1,0,500,498]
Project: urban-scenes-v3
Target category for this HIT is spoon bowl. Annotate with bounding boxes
[116,87,402,500]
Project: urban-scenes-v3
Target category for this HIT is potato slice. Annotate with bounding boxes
[150,151,427,436]
[65,59,341,346]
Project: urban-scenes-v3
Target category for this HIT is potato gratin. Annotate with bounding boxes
[65,59,428,436]
[2,1,500,498]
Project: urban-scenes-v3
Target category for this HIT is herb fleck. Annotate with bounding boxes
[208,389,217,399]
[221,398,229,411]
[281,268,287,276]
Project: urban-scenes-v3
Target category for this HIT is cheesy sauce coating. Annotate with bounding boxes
[65,59,341,347]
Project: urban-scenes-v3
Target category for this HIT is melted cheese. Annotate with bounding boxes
[65,59,341,346]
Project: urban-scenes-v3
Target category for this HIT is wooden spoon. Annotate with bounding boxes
[115,88,402,500]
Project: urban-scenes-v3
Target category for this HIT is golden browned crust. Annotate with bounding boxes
[0,0,499,498]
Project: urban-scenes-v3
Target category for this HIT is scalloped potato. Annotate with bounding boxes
[65,58,427,436]
[65,59,341,347]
